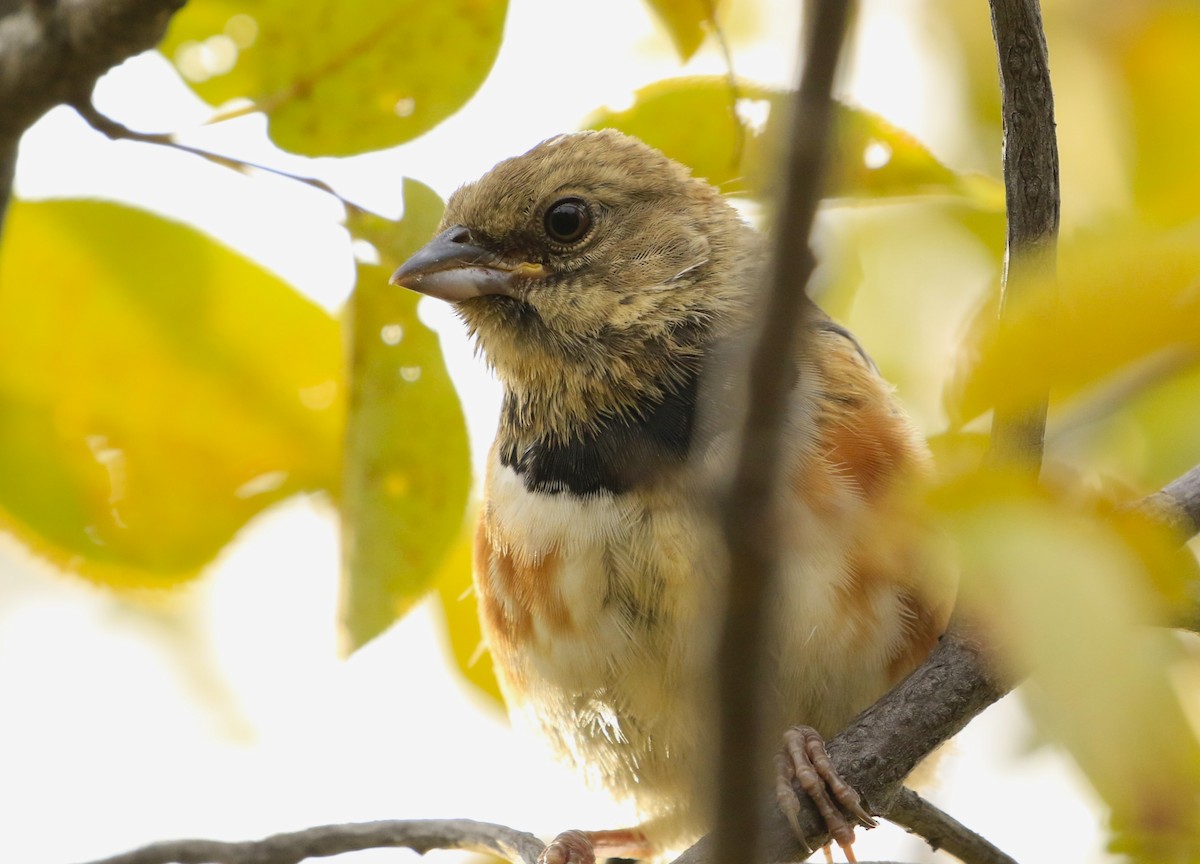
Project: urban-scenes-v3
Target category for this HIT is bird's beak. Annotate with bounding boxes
[389,225,546,302]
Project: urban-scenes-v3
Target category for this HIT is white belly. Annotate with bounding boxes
[478,458,918,846]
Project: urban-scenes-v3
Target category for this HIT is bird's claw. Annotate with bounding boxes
[538,829,595,864]
[776,725,877,860]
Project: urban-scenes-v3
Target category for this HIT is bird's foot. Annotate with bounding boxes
[539,828,652,864]
[775,725,877,861]
[540,829,595,864]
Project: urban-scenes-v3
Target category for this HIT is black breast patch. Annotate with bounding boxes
[500,369,700,496]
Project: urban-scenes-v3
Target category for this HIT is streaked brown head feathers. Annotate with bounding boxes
[393,129,760,442]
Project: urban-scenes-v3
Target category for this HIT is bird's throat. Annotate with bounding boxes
[497,364,701,496]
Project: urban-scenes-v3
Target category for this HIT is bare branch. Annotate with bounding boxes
[1130,463,1200,634]
[712,2,853,863]
[700,0,746,168]
[0,134,14,236]
[72,98,362,213]
[0,0,186,227]
[1134,464,1200,541]
[986,0,1060,470]
[673,620,1009,864]
[76,819,546,864]
[885,788,1018,864]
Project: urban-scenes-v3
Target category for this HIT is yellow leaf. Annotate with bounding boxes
[641,0,721,61]
[935,474,1200,855]
[1117,3,1200,225]
[0,199,341,586]
[588,77,998,205]
[160,0,508,156]
[947,222,1200,428]
[589,77,762,193]
[340,180,471,651]
[1118,362,1200,488]
[433,520,504,710]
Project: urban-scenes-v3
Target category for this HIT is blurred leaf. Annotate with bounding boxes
[1117,2,1200,226]
[1117,362,1200,487]
[834,105,970,201]
[340,179,471,651]
[1107,501,1200,614]
[947,223,1200,428]
[434,520,504,709]
[641,0,721,61]
[1048,351,1200,495]
[160,0,508,156]
[589,77,759,193]
[0,199,341,586]
[588,76,1002,205]
[935,472,1200,856]
[346,180,443,274]
[941,0,1003,168]
[927,430,990,484]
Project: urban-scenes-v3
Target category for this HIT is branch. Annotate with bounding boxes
[986,0,1060,469]
[1131,463,1200,634]
[1134,464,1200,541]
[700,0,746,167]
[672,620,1009,864]
[76,819,546,864]
[712,2,852,863]
[885,788,1017,864]
[0,133,14,236]
[72,99,362,213]
[0,0,186,226]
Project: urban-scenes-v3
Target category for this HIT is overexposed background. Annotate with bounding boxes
[3,1,1113,862]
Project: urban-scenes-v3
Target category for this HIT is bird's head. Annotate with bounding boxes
[392,129,759,434]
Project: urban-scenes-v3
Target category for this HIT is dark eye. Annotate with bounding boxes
[543,198,592,244]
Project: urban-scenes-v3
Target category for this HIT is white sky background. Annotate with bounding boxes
[1,1,1117,862]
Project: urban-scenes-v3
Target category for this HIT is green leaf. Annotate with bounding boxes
[587,76,1000,204]
[346,179,444,274]
[340,180,471,651]
[641,0,720,61]
[0,199,341,586]
[160,0,508,157]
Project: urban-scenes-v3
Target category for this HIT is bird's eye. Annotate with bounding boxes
[543,198,592,245]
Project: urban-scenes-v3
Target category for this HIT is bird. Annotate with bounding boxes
[390,129,953,863]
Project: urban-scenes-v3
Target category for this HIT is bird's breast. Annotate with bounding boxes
[475,459,709,685]
[475,456,717,828]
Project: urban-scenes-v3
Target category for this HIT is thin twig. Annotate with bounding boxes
[71,98,361,215]
[885,788,1018,864]
[0,134,16,237]
[701,0,746,168]
[986,0,1060,470]
[712,2,853,863]
[75,819,546,864]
